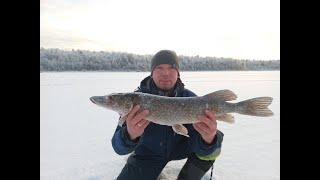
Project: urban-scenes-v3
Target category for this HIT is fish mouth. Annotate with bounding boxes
[90,96,106,106]
[90,97,97,104]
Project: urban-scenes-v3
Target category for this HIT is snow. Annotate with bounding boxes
[40,71,280,180]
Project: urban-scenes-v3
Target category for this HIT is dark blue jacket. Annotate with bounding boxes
[111,76,224,162]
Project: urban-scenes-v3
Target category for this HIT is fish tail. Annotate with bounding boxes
[236,97,274,116]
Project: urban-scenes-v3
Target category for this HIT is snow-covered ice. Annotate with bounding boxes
[40,71,280,180]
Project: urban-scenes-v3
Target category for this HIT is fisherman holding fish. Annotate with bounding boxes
[90,50,273,179]
[111,50,223,180]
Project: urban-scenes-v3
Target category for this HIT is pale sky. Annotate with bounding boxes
[40,0,280,60]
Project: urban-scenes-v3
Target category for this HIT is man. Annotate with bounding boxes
[112,50,224,180]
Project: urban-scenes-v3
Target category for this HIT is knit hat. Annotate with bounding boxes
[151,50,180,74]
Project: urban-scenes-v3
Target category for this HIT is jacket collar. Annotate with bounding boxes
[137,76,185,97]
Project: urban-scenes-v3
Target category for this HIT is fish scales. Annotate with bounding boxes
[141,95,201,125]
[137,93,234,125]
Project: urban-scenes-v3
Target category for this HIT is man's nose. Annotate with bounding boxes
[161,69,170,75]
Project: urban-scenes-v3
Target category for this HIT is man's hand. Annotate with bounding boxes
[126,105,150,141]
[193,110,217,144]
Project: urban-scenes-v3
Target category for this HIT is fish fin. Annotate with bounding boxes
[236,97,274,116]
[216,113,235,124]
[172,124,189,137]
[204,89,237,101]
[118,114,127,127]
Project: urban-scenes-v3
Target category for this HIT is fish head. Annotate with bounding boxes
[90,93,134,113]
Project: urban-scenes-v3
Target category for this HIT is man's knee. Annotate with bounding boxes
[116,154,166,180]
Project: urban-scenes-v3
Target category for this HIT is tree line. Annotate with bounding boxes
[40,48,280,72]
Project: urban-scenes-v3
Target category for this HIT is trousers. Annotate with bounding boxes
[116,153,215,180]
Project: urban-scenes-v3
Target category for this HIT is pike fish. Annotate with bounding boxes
[90,90,273,137]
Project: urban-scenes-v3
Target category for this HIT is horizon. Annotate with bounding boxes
[40,0,280,60]
[40,47,280,61]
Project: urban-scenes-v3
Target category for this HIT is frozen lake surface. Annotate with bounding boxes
[40,71,280,180]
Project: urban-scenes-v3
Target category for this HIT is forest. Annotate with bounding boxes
[40,48,280,72]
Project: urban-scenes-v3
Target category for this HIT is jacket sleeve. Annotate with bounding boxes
[189,128,224,156]
[111,121,139,155]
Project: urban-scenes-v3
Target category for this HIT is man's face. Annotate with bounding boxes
[152,64,178,91]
